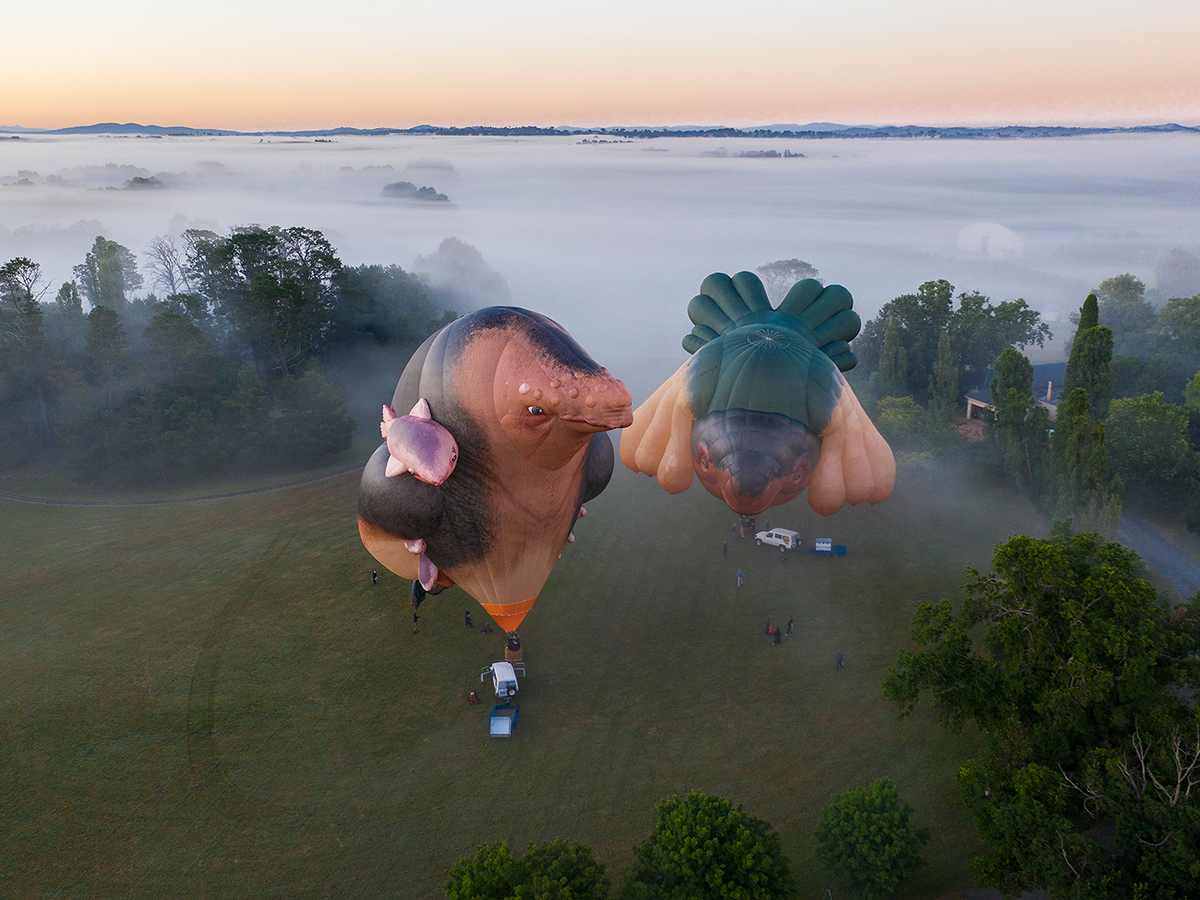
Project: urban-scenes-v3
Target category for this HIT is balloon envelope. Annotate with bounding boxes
[621,272,894,516]
[358,306,632,632]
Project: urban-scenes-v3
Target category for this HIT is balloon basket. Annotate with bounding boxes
[505,631,523,662]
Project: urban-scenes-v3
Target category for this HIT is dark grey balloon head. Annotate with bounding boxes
[691,409,823,515]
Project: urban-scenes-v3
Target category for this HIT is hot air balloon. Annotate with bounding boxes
[620,272,893,516]
[358,307,633,634]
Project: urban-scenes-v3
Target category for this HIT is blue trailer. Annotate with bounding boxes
[489,703,519,737]
[804,538,847,556]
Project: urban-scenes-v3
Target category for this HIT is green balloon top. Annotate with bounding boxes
[680,272,862,431]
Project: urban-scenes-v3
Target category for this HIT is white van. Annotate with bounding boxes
[754,528,801,551]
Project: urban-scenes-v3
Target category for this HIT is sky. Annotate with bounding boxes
[3,0,1200,131]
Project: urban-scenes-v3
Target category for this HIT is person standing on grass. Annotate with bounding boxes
[786,616,793,636]
[413,612,420,633]
[737,569,744,588]
[723,540,729,558]
[773,627,782,645]
[464,610,473,629]
[836,650,843,670]
[372,569,378,584]
[764,618,772,637]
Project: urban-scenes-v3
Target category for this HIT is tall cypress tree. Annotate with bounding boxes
[1064,293,1114,419]
[928,330,959,421]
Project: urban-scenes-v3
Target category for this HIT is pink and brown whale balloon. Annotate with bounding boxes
[621,271,894,516]
[358,307,632,633]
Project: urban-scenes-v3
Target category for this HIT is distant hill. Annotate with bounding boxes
[2,121,1197,140]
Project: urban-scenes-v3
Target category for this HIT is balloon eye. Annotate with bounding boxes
[450,451,457,462]
[528,406,544,416]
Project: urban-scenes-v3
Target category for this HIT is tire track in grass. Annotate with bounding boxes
[120,520,303,894]
[185,522,300,799]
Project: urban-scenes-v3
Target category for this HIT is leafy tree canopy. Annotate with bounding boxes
[815,778,929,900]
[446,839,609,900]
[73,236,142,314]
[621,792,794,900]
[1095,273,1156,357]
[754,258,821,303]
[883,530,1200,898]
[1106,392,1197,501]
[857,280,1049,401]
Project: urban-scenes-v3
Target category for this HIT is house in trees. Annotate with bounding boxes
[965,361,1066,421]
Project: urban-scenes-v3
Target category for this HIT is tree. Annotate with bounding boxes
[856,280,954,397]
[857,280,1049,401]
[329,263,452,351]
[141,305,221,396]
[946,291,1051,380]
[1106,392,1196,502]
[1186,371,1200,412]
[1,257,48,352]
[928,329,959,421]
[413,236,511,311]
[1095,273,1155,357]
[184,225,344,375]
[815,779,928,900]
[1049,387,1122,535]
[0,257,54,459]
[1112,354,1190,406]
[73,236,143,313]
[83,305,131,397]
[446,839,609,900]
[621,792,794,900]
[217,364,274,469]
[882,531,1200,898]
[876,317,907,397]
[1064,294,1115,419]
[990,348,1049,493]
[873,396,928,452]
[46,280,87,354]
[144,233,190,295]
[272,366,355,464]
[1156,292,1200,363]
[754,258,820,303]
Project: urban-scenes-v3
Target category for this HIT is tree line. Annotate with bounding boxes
[848,271,1200,533]
[0,228,457,488]
[446,786,927,900]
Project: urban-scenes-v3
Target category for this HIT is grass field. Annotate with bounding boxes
[2,456,1048,899]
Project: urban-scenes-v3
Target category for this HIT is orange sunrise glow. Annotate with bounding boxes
[2,0,1198,132]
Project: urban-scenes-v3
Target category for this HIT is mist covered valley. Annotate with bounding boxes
[4,131,1200,400]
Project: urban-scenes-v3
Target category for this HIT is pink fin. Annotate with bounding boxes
[409,398,432,419]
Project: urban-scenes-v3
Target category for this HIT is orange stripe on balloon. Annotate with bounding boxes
[479,597,537,633]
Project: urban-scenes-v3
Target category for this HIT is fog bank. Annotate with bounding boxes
[3,132,1199,399]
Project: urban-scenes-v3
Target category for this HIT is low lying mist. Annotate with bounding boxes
[3,132,1200,401]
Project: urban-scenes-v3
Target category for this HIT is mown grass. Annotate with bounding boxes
[2,458,1044,899]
